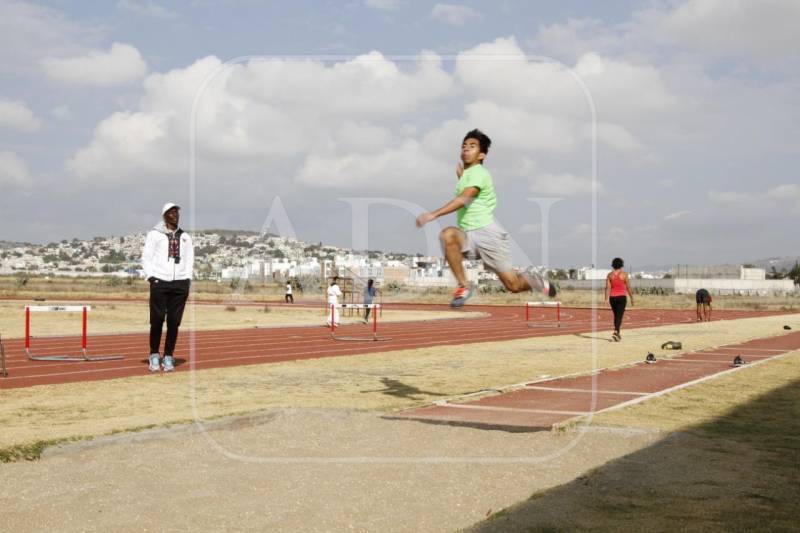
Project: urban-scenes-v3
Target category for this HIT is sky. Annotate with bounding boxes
[0,0,798,268]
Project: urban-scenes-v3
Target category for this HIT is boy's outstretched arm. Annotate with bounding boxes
[416,187,479,228]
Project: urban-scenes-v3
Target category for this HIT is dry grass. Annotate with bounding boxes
[2,275,798,310]
[1,312,798,459]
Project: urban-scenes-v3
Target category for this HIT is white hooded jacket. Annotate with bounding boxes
[141,221,194,281]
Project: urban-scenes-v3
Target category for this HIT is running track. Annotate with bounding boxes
[0,304,791,389]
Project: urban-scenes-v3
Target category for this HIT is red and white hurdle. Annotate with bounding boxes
[330,303,392,342]
[25,305,123,362]
[525,301,562,328]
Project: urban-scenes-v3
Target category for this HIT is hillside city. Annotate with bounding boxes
[0,230,558,287]
[0,231,797,294]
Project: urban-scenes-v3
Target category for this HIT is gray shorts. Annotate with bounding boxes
[457,221,512,274]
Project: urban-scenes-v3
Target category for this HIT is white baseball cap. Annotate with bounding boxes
[161,202,181,215]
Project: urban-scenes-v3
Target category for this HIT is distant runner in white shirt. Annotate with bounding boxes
[326,277,343,326]
[285,281,294,303]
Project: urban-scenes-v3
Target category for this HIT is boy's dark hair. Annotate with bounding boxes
[611,257,624,269]
[463,129,491,157]
[367,278,374,288]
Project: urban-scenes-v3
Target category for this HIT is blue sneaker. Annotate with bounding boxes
[163,355,175,372]
[148,353,160,372]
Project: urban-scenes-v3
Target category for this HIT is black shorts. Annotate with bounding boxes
[696,289,711,304]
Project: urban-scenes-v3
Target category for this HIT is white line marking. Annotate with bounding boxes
[435,403,588,416]
[524,385,648,396]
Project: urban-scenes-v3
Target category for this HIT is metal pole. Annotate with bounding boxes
[82,306,88,358]
[25,306,30,355]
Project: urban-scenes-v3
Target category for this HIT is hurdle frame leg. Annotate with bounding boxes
[330,303,392,342]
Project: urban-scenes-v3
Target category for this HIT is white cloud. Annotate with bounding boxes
[0,1,103,76]
[295,139,443,189]
[364,0,401,11]
[117,0,179,19]
[51,105,72,121]
[0,98,41,132]
[429,3,480,26]
[709,184,800,212]
[41,42,147,87]
[529,173,598,196]
[655,0,800,64]
[708,190,748,204]
[531,18,621,62]
[664,210,690,221]
[69,53,454,184]
[518,223,541,235]
[0,150,30,186]
[764,184,800,202]
[455,38,678,136]
[584,122,643,152]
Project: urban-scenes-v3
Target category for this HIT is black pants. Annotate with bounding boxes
[285,293,293,303]
[364,304,372,321]
[149,279,190,356]
[609,295,627,333]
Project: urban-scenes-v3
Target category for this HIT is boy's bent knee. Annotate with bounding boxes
[440,227,462,244]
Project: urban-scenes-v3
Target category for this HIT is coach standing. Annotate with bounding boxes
[142,202,194,372]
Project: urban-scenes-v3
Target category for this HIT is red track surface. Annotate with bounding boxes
[391,330,800,431]
[0,303,791,390]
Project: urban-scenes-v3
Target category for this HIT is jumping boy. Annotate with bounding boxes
[416,129,556,307]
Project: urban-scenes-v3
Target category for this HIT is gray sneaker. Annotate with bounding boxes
[450,284,473,308]
[148,353,160,372]
[163,355,175,372]
[523,274,557,298]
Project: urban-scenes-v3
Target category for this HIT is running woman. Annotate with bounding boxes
[604,257,634,341]
[415,129,556,307]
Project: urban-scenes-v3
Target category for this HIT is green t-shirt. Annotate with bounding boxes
[455,164,496,231]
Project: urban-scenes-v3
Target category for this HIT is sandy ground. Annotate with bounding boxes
[0,409,663,533]
[0,300,482,339]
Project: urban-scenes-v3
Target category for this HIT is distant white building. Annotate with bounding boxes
[579,267,611,280]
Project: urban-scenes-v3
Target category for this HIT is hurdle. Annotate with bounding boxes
[25,305,123,362]
[525,301,562,328]
[1,333,7,377]
[330,303,392,342]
